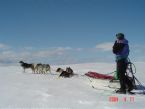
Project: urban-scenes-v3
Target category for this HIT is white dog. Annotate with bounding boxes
[35,63,51,74]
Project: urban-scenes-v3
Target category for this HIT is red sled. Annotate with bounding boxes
[85,72,114,80]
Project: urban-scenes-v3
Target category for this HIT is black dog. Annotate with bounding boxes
[19,61,35,73]
[56,68,73,78]
[59,71,71,78]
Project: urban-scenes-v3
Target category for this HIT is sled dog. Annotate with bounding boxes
[19,61,35,73]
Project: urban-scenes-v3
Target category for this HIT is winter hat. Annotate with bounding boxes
[116,33,125,40]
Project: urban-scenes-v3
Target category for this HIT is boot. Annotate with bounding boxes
[116,89,126,94]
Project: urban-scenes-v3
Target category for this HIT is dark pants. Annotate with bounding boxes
[117,59,133,91]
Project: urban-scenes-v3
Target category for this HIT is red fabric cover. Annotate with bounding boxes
[85,72,114,80]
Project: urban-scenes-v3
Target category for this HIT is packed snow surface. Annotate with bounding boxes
[0,62,145,109]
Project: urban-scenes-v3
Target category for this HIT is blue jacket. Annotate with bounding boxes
[113,39,129,61]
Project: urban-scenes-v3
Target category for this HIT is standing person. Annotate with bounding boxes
[112,33,133,94]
